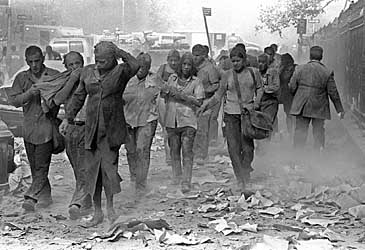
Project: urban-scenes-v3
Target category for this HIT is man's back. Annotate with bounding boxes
[289,60,343,120]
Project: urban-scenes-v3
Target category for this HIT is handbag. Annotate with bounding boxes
[232,68,272,140]
[51,117,65,154]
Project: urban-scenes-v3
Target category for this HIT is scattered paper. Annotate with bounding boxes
[258,207,283,216]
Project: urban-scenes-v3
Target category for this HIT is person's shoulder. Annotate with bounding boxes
[13,70,28,82]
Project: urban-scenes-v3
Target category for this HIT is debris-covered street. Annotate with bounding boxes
[1,111,365,250]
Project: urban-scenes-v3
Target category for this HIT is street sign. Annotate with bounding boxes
[17,14,32,21]
[202,7,211,16]
[0,0,8,6]
[297,19,307,34]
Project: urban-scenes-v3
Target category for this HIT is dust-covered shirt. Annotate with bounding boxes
[164,74,204,129]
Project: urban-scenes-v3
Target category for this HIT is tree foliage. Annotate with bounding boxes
[256,0,337,36]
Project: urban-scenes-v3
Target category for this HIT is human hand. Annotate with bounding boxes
[253,102,260,110]
[28,85,40,96]
[197,100,209,116]
[59,119,69,136]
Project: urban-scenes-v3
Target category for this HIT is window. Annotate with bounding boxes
[52,41,68,54]
[69,41,84,53]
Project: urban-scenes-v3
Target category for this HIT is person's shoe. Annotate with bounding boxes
[85,212,104,228]
[107,209,119,224]
[37,198,53,208]
[181,183,191,193]
[69,205,81,220]
[22,198,36,212]
[195,158,205,166]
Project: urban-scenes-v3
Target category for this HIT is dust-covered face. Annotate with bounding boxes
[65,53,83,71]
[231,56,245,72]
[136,64,150,80]
[95,55,116,71]
[192,52,205,67]
[167,56,179,71]
[258,57,268,73]
[26,52,44,75]
[182,58,193,78]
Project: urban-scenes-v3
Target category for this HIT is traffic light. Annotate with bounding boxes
[297,19,307,34]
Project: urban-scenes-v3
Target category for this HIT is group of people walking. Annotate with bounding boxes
[8,40,344,227]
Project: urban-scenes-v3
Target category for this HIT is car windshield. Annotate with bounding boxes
[69,41,84,53]
[52,41,68,54]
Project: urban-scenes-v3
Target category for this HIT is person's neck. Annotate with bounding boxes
[32,66,45,79]
[234,65,246,73]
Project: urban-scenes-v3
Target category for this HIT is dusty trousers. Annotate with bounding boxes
[24,140,53,202]
[65,123,92,209]
[293,115,325,150]
[125,120,157,190]
[223,113,254,183]
[194,101,220,160]
[166,126,196,186]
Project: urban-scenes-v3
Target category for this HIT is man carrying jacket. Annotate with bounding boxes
[289,46,344,151]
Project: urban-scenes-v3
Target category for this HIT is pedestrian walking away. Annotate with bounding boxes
[289,46,345,153]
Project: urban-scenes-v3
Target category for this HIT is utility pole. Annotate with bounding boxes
[202,7,212,58]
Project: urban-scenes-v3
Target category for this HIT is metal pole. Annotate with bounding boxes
[121,0,125,32]
[202,8,212,58]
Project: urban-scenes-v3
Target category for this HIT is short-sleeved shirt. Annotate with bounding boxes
[212,67,263,115]
[123,73,159,128]
[164,74,204,129]
[9,67,60,144]
[196,59,220,99]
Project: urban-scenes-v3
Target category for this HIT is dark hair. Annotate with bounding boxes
[63,51,84,66]
[281,53,294,66]
[264,46,274,55]
[270,44,278,52]
[310,46,323,61]
[192,44,205,55]
[258,53,269,62]
[235,43,246,52]
[203,45,209,55]
[176,52,197,78]
[230,46,246,60]
[25,45,43,58]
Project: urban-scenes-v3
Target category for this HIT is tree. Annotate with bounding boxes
[256,0,338,36]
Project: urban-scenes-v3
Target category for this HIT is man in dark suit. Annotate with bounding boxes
[289,46,344,151]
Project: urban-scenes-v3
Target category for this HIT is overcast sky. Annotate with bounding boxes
[169,0,347,47]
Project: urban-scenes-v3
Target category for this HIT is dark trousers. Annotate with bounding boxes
[65,124,91,208]
[194,101,220,159]
[125,120,157,190]
[166,126,196,185]
[24,140,53,202]
[224,113,254,182]
[293,115,325,150]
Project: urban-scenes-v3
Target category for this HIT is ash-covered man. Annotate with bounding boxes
[192,44,221,164]
[289,46,344,152]
[60,41,139,226]
[9,45,60,212]
[51,51,92,220]
[156,49,180,166]
[123,52,159,196]
[257,53,280,124]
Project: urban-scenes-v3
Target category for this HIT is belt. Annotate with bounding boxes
[69,121,85,126]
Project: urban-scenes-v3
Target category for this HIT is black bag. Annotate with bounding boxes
[51,117,65,154]
[233,69,272,140]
